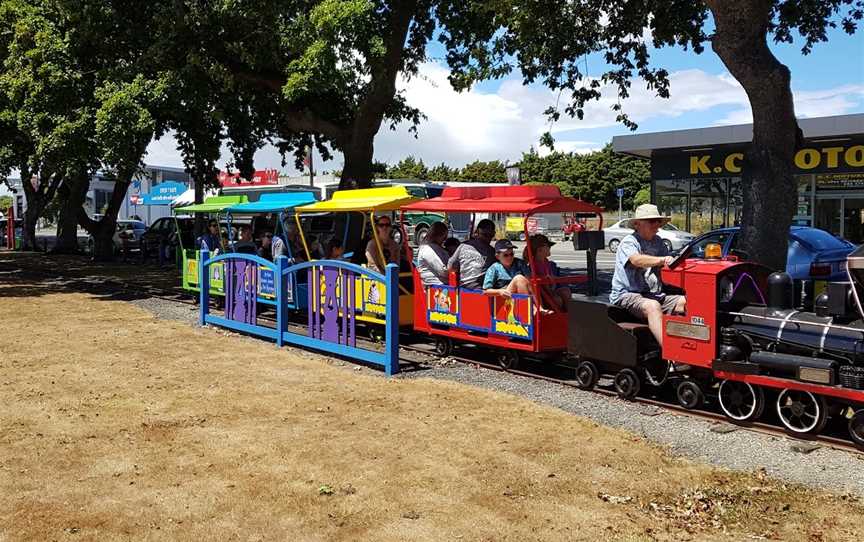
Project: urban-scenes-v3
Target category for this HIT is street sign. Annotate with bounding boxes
[616,188,625,198]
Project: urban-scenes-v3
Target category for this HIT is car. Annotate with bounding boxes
[684,225,855,283]
[603,219,694,252]
[140,216,195,260]
[86,219,147,255]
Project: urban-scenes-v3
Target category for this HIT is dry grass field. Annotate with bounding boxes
[2,276,863,541]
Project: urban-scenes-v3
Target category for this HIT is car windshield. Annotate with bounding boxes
[662,223,679,231]
[795,228,851,250]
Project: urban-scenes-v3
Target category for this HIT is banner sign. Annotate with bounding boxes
[141,181,188,205]
[218,169,280,187]
[652,138,864,179]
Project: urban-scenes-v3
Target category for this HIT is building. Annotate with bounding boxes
[96,164,191,224]
[612,113,864,242]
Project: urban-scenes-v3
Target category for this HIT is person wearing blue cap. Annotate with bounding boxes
[483,239,531,298]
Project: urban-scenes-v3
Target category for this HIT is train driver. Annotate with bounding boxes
[609,204,686,346]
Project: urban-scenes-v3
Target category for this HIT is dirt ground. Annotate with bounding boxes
[2,275,864,541]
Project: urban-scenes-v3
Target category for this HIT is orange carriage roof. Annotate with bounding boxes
[401,185,603,214]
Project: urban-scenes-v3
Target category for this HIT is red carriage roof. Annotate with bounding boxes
[401,185,603,214]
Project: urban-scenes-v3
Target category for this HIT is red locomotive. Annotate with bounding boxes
[568,242,864,446]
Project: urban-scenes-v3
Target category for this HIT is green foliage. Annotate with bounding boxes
[387,156,428,180]
[0,195,11,209]
[427,163,457,184]
[458,160,505,183]
[633,186,651,207]
[519,145,649,209]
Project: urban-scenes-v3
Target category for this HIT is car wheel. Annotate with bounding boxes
[663,239,673,252]
[414,225,429,246]
[518,232,526,241]
[608,239,620,253]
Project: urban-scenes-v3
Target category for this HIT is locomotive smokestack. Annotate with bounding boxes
[767,272,794,313]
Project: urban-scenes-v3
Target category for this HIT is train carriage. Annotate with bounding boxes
[402,185,603,367]
[175,195,248,297]
[294,186,420,326]
[222,192,318,309]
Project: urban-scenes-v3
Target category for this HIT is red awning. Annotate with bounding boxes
[401,185,603,215]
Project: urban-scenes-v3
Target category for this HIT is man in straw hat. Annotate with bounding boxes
[610,204,686,346]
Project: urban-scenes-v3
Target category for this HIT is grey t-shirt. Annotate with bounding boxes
[610,232,669,304]
[447,239,495,289]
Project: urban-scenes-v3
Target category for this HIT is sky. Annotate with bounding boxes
[144,22,864,175]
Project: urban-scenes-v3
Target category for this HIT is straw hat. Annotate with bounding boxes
[626,204,670,228]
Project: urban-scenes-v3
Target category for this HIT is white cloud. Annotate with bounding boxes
[145,63,864,173]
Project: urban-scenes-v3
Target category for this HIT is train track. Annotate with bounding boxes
[8,256,863,455]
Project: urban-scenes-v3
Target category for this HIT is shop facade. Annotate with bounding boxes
[613,114,864,242]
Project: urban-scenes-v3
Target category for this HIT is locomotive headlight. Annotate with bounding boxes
[705,243,723,260]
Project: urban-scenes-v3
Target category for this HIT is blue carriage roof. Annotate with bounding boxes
[226,192,318,213]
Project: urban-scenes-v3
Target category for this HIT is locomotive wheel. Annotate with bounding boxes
[849,410,864,448]
[613,369,641,399]
[776,389,829,435]
[433,337,454,357]
[676,380,705,410]
[575,360,600,390]
[718,380,765,423]
[498,351,521,371]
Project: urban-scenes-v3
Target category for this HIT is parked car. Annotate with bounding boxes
[86,219,146,255]
[140,216,195,260]
[684,226,855,283]
[603,219,694,252]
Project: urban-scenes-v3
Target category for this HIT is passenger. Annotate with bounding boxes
[308,234,324,260]
[365,215,401,273]
[258,232,273,260]
[282,222,306,262]
[447,218,496,289]
[444,237,460,256]
[416,221,450,286]
[483,239,532,299]
[233,225,258,254]
[197,220,222,254]
[526,234,571,311]
[610,204,686,346]
[325,237,345,260]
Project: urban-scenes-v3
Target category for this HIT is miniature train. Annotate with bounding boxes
[180,184,864,447]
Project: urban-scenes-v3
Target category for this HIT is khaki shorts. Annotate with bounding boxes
[615,293,684,319]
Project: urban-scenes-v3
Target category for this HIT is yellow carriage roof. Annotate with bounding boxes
[295,186,420,213]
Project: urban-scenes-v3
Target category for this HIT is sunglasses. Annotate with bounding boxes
[500,251,515,257]
[377,222,392,227]
[647,218,664,224]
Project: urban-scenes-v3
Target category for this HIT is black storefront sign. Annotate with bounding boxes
[652,138,864,180]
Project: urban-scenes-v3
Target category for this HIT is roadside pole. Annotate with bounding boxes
[617,188,624,221]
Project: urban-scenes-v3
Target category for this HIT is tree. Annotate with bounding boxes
[387,156,428,179]
[459,160,506,183]
[452,1,862,270]
[427,162,457,183]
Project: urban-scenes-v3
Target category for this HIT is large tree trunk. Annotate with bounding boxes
[55,173,90,254]
[84,179,131,261]
[339,138,375,190]
[707,0,800,272]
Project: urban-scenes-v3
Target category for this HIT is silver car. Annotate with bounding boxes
[603,219,694,253]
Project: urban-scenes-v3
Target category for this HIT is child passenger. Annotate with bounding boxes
[525,234,570,312]
[482,239,531,299]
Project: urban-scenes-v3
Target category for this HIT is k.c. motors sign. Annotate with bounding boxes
[651,138,864,179]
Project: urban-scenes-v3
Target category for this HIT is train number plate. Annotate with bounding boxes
[691,316,705,325]
[666,321,710,341]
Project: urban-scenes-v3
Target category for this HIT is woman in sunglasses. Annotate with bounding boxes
[365,215,401,274]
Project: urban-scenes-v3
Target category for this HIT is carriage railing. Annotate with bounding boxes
[198,249,400,375]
